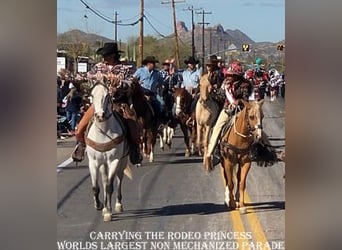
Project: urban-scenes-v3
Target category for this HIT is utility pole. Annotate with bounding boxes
[209,28,212,55]
[197,9,211,67]
[184,6,201,58]
[161,0,185,68]
[139,0,144,67]
[114,11,118,42]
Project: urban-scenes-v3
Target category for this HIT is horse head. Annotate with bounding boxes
[199,74,211,101]
[240,99,264,141]
[173,87,191,118]
[91,82,112,122]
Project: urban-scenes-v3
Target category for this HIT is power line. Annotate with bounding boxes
[143,15,173,38]
[79,0,140,26]
[144,9,173,30]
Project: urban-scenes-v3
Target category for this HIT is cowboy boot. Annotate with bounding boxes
[71,142,86,162]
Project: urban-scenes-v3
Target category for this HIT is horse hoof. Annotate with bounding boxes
[115,204,123,213]
[103,213,112,222]
[239,207,247,214]
[229,200,237,210]
[185,151,190,157]
[95,202,103,211]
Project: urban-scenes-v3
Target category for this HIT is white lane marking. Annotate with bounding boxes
[57,158,73,173]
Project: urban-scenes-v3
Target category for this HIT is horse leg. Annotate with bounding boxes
[146,130,154,163]
[180,122,191,157]
[115,169,124,213]
[159,128,165,150]
[196,124,203,156]
[222,159,236,210]
[203,125,211,160]
[238,162,252,214]
[88,160,103,210]
[99,163,112,222]
[190,122,197,155]
[167,126,174,148]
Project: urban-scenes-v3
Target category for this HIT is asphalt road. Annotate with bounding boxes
[57,97,285,250]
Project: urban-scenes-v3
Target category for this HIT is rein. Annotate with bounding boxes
[233,106,253,138]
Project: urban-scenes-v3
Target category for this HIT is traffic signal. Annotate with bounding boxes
[277,44,285,51]
[242,44,250,52]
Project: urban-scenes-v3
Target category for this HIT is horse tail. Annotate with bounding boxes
[124,165,133,180]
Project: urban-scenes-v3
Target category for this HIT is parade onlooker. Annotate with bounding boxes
[65,82,82,135]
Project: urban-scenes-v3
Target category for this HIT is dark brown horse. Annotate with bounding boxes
[128,79,158,163]
[173,87,197,156]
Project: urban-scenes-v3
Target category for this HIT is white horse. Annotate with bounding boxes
[85,82,132,222]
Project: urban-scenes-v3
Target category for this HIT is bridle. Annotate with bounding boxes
[221,103,263,155]
[91,82,113,122]
[233,104,263,139]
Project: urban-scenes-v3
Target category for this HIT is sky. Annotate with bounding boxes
[57,0,285,43]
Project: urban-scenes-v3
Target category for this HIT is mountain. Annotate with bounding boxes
[57,29,113,50]
[57,27,284,68]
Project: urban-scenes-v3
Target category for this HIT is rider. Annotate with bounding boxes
[71,42,143,165]
[181,56,201,120]
[133,56,166,124]
[205,60,253,171]
[206,55,224,89]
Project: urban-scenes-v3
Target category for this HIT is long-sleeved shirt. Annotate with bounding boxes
[133,66,162,93]
[181,68,201,93]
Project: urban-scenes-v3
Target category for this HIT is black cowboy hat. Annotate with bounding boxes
[142,56,159,65]
[184,56,199,65]
[96,42,123,56]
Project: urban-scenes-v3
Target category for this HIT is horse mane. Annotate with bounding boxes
[199,74,210,101]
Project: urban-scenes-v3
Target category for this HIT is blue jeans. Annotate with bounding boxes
[66,111,78,130]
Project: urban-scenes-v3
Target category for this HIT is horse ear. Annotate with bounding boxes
[257,99,265,106]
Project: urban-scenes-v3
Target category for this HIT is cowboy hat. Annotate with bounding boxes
[184,56,199,65]
[142,56,159,65]
[96,42,123,56]
[162,59,171,65]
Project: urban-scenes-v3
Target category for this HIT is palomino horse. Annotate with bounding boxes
[173,87,196,156]
[220,99,264,214]
[195,74,219,159]
[85,82,132,222]
[128,79,158,162]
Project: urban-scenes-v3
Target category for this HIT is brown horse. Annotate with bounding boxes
[173,87,197,156]
[220,99,264,214]
[128,79,158,163]
[195,74,219,158]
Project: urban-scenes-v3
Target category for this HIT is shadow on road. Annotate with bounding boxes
[244,200,285,212]
[112,203,228,220]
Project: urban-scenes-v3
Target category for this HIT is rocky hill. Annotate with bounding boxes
[57,29,113,50]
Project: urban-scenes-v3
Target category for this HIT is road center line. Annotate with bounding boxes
[244,192,271,249]
[230,210,251,250]
[57,158,73,173]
